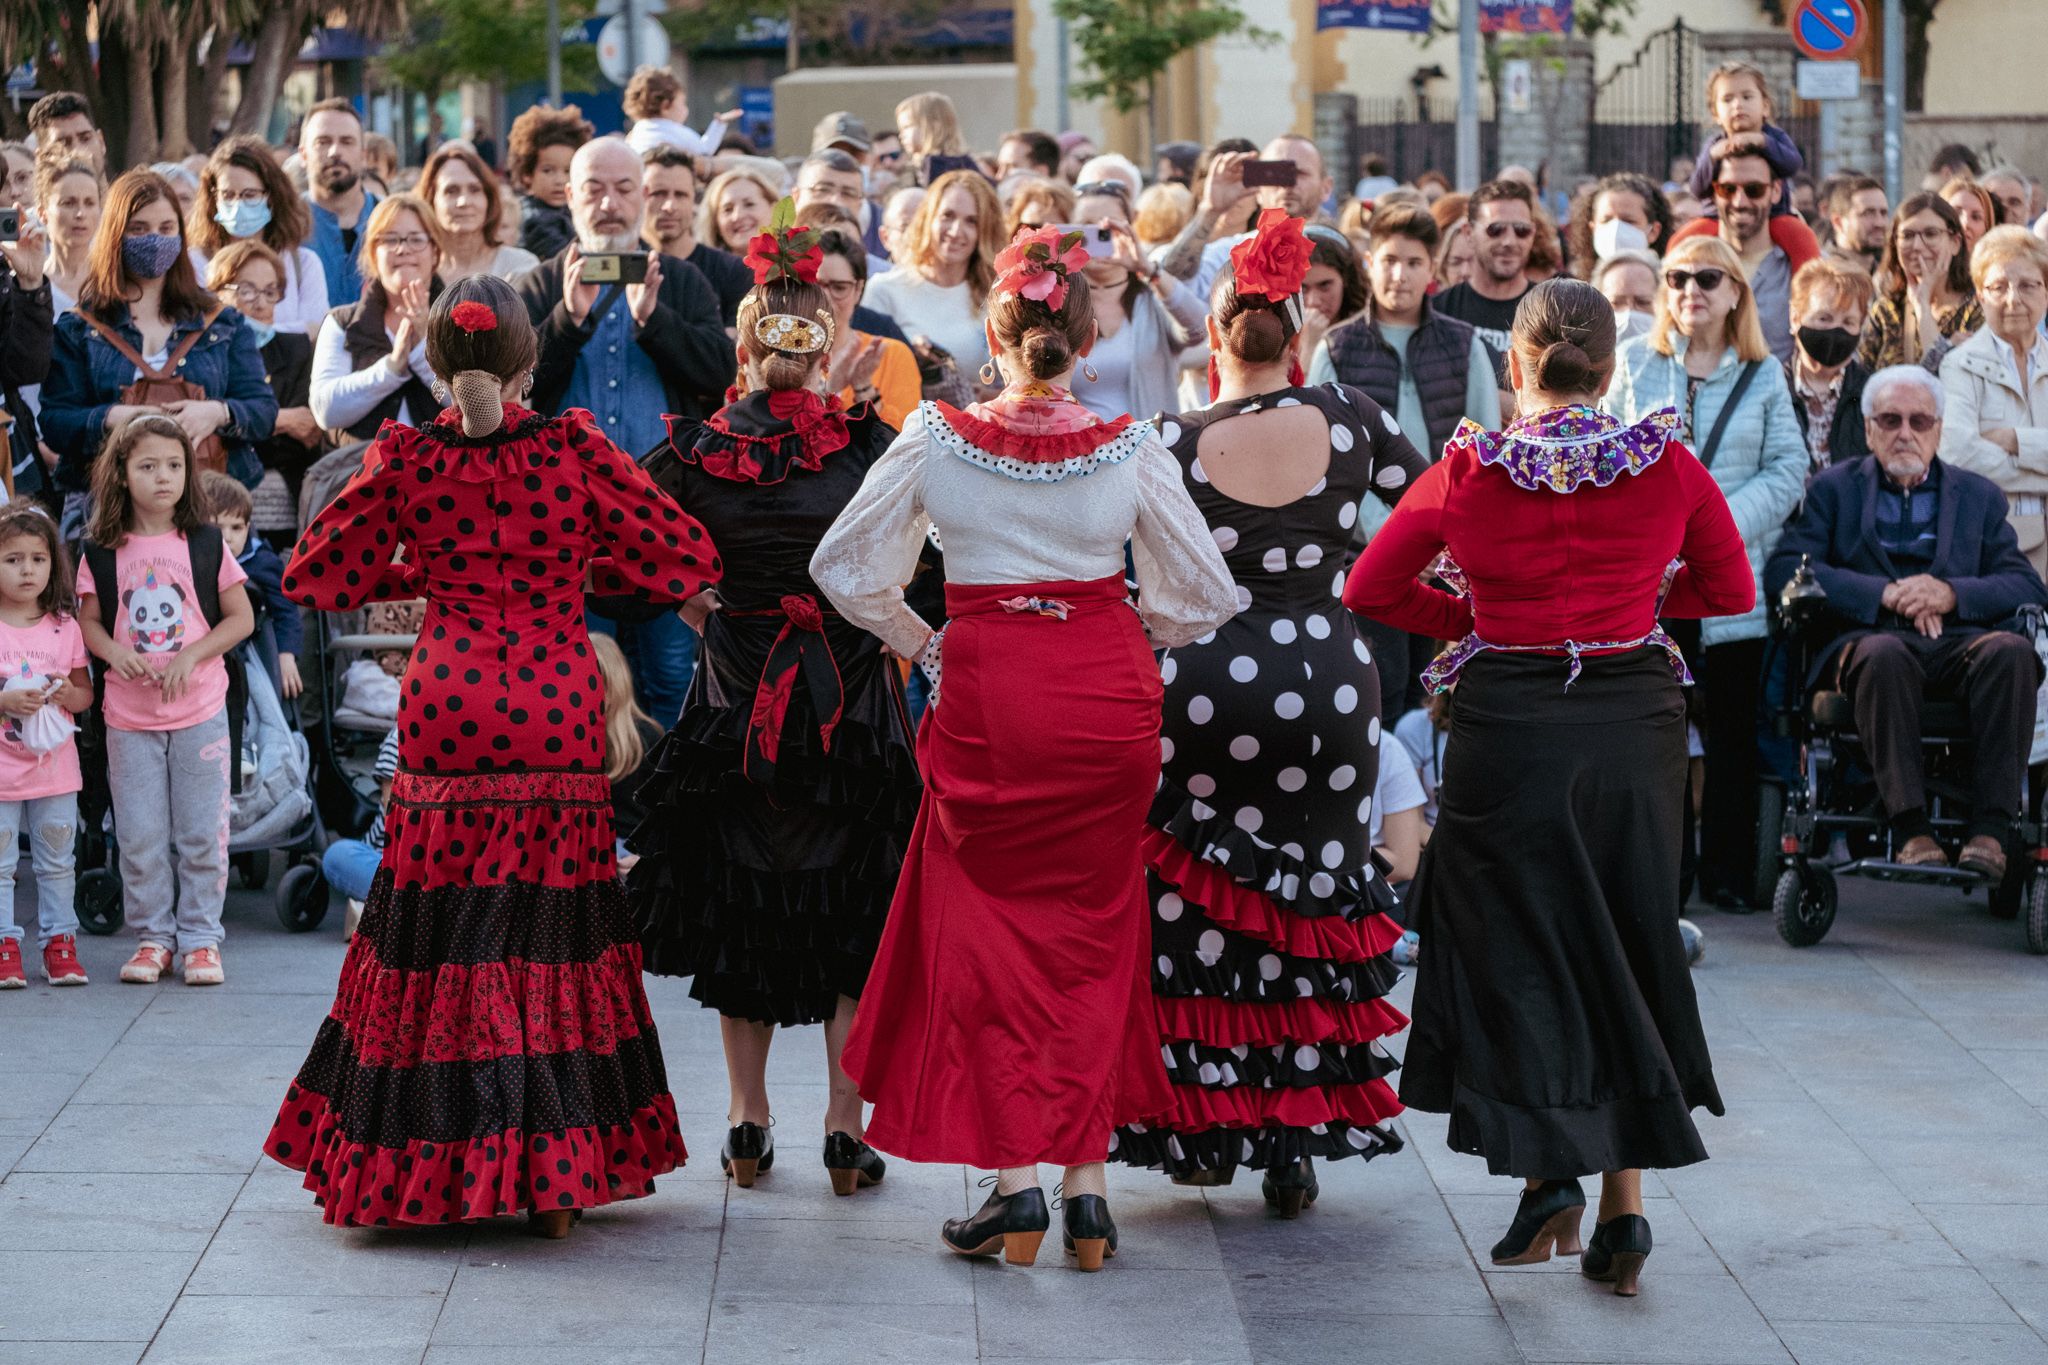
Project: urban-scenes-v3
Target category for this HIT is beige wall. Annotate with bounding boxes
[1921,4,2048,118]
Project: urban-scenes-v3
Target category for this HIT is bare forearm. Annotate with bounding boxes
[1158,207,1225,282]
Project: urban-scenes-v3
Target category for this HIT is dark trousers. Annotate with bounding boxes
[1699,637,1768,900]
[1835,628,2040,836]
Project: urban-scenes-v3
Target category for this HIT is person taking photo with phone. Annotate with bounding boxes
[1065,182,1206,422]
[1154,135,1336,298]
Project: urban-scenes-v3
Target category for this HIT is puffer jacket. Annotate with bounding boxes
[1604,332,1808,645]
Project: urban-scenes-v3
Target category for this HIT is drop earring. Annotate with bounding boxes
[978,360,998,385]
[1081,360,1099,383]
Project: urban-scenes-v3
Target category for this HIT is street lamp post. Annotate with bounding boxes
[1456,0,1481,190]
[1882,0,1904,203]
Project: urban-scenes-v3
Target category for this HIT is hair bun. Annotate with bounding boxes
[1020,326,1073,376]
[1533,339,1595,394]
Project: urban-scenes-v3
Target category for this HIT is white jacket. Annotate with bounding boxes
[1939,327,2048,564]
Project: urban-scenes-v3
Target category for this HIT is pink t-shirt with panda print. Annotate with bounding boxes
[75,531,247,733]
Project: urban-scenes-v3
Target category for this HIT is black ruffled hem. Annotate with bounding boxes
[1108,1121,1404,1176]
[1161,1035,1401,1091]
[1149,779,1399,922]
[1152,916,1401,1005]
[1400,1069,1723,1178]
[357,870,640,972]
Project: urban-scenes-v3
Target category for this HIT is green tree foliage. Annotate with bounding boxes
[1049,0,1278,115]
[377,0,600,97]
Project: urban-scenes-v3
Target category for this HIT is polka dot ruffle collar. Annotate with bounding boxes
[924,401,1152,484]
[1450,405,1680,494]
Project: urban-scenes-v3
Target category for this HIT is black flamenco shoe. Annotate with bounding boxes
[1489,1179,1587,1265]
[1261,1158,1320,1219]
[1059,1194,1119,1272]
[942,1182,1051,1266]
[720,1122,774,1188]
[1581,1214,1654,1296]
[823,1131,886,1196]
[1170,1168,1235,1188]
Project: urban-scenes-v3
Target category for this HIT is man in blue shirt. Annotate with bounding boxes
[300,98,379,308]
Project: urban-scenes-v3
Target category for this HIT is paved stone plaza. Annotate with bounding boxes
[0,875,2043,1364]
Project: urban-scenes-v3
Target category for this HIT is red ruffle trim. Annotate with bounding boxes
[1144,828,1406,963]
[381,793,616,891]
[931,402,1135,463]
[1157,994,1409,1049]
[668,392,857,485]
[1146,1076,1404,1133]
[332,938,654,1067]
[403,405,566,483]
[264,1086,686,1227]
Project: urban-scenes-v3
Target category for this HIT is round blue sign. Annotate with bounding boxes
[1793,0,1865,58]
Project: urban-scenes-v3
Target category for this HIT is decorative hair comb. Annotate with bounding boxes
[1230,207,1313,329]
[993,225,1091,311]
[743,199,824,285]
[752,311,831,355]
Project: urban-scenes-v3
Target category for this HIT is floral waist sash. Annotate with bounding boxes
[1420,628,1693,694]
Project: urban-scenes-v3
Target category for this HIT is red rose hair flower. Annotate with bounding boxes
[1230,207,1314,304]
[449,301,498,333]
[743,228,823,285]
[993,225,1091,312]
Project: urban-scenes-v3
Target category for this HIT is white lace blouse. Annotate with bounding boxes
[811,403,1239,658]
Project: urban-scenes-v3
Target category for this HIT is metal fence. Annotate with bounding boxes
[1591,19,1821,187]
[1350,94,1499,185]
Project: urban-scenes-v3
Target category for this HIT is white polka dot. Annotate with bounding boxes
[1331,568,1347,598]
[1229,734,1261,761]
[1187,773,1217,798]
[1320,840,1345,868]
[1274,692,1304,720]
[1310,871,1337,897]
[1159,736,1174,762]
[1257,954,1283,981]
[1160,420,1182,445]
[1195,630,1217,646]
[1190,458,1209,484]
[1160,657,1178,685]
[1368,715,1382,743]
[1261,547,1287,574]
[1305,615,1331,640]
[1293,1045,1321,1072]
[1330,424,1355,453]
[1188,695,1213,724]
[1308,477,1329,496]
[1197,930,1226,963]
[1234,806,1264,834]
[1234,584,1253,613]
[1276,396,1303,408]
[1276,766,1307,792]
[1346,1128,1371,1150]
[1329,764,1357,791]
[1157,955,1174,978]
[1281,842,1305,861]
[1191,800,1216,820]
[1157,892,1185,922]
[1296,544,1323,570]
[1338,501,1358,529]
[1333,684,1358,714]
[1213,525,1239,552]
[1382,410,1401,436]
[1375,464,1408,489]
[1356,795,1374,823]
[1197,1061,1221,1085]
[1280,873,1301,898]
[1353,638,1373,665]
[1270,619,1298,645]
[1229,656,1259,683]
[1295,976,1316,997]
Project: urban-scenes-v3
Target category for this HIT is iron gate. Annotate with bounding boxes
[1591,19,1699,180]
[1350,94,1498,186]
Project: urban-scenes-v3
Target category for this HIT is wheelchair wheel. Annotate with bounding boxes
[2027,877,2048,956]
[1991,844,2026,920]
[1752,780,1787,910]
[1772,865,1837,947]
[275,861,331,933]
[233,851,272,891]
[77,869,122,936]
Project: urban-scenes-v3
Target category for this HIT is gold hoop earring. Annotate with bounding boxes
[978,360,998,385]
[1081,360,1099,383]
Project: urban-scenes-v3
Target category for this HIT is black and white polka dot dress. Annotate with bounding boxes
[1112,382,1433,1181]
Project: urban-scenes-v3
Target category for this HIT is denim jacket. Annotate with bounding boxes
[41,303,280,491]
[305,189,379,309]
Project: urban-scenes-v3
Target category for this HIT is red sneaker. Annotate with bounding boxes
[41,935,88,986]
[0,939,24,989]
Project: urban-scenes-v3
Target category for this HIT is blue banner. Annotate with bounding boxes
[1480,0,1574,34]
[1315,0,1431,33]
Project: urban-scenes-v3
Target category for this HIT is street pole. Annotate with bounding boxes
[1456,0,1480,191]
[1056,13,1071,133]
[624,0,642,79]
[546,0,561,106]
[1882,0,1903,203]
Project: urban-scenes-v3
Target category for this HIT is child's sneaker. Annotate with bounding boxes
[0,939,25,989]
[119,944,174,984]
[41,935,88,986]
[180,947,224,987]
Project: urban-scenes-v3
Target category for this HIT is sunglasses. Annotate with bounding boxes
[1663,267,1729,293]
[1481,221,1535,240]
[1071,180,1132,203]
[1869,411,1939,433]
[1713,181,1772,202]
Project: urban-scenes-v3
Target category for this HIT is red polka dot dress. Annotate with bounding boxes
[263,404,721,1228]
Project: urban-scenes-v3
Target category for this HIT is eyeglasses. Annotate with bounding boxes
[216,188,268,206]
[1481,221,1535,240]
[1870,411,1939,433]
[1899,227,1956,246]
[1712,181,1772,202]
[818,279,861,300]
[230,283,282,304]
[1072,180,1132,203]
[375,233,432,253]
[1983,276,2048,300]
[1663,267,1729,293]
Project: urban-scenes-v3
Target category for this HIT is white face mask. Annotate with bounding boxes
[1593,217,1650,260]
[1614,309,1653,343]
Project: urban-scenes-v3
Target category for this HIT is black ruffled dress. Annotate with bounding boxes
[627,390,921,1027]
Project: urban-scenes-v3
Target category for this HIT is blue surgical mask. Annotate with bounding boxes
[245,318,278,348]
[214,198,272,239]
[122,233,184,280]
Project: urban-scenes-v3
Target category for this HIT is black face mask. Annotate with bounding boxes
[1797,325,1859,369]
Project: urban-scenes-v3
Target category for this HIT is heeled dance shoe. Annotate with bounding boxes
[1262,1158,1319,1220]
[823,1131,886,1196]
[1489,1178,1586,1265]
[1060,1194,1119,1272]
[1580,1214,1653,1296]
[720,1122,774,1188]
[942,1183,1051,1266]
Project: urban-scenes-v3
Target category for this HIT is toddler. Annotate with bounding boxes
[0,504,94,987]
[620,64,741,162]
[320,726,397,940]
[1687,60,1804,218]
[200,471,303,699]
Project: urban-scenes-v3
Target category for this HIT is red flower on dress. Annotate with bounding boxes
[449,301,498,333]
[993,225,1091,311]
[1230,208,1314,303]
[743,229,823,285]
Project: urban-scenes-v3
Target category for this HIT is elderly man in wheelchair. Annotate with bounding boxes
[1765,365,2048,904]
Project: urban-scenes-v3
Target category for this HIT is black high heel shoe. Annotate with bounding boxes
[720,1122,774,1188]
[1489,1179,1586,1265]
[823,1131,886,1196]
[1261,1158,1319,1219]
[942,1181,1051,1266]
[1581,1214,1653,1296]
[1058,1193,1118,1272]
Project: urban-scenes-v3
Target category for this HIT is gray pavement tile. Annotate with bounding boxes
[712,1217,975,1305]
[1772,1320,2048,1365]
[1207,1177,1475,1273]
[0,1346,146,1365]
[19,1103,273,1174]
[1693,1036,1810,1105]
[1860,1139,2048,1205]
[71,1044,307,1109]
[0,1070,86,1121]
[432,1228,721,1344]
[424,1351,680,1364]
[1752,1017,1981,1079]
[124,991,331,1045]
[185,1210,467,1297]
[1661,1164,1965,1272]
[1441,1197,1726,1277]
[717,1149,971,1222]
[1242,1311,1524,1364]
[453,1183,723,1261]
[232,1164,321,1213]
[0,1250,194,1342]
[702,1298,979,1364]
[1077,1183,1228,1272]
[1732,1264,2020,1325]
[1701,972,1926,1022]
[1935,1013,2048,1050]
[140,1294,442,1364]
[1920,1202,2048,1332]
[0,1131,42,1181]
[1483,1270,1793,1363]
[1687,1100,1866,1169]
[1228,1255,1500,1317]
[1970,1049,2048,1105]
[972,1266,1254,1361]
[0,1172,244,1253]
[1397,1112,1676,1199]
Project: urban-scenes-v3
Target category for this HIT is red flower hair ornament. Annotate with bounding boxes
[1229,207,1313,329]
[993,225,1091,312]
[743,224,824,285]
[449,301,498,333]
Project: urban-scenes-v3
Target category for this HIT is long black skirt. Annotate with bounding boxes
[1399,648,1723,1177]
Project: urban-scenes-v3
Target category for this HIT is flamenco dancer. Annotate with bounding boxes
[628,222,920,1197]
[1344,280,1752,1295]
[264,276,720,1237]
[812,226,1237,1271]
[1111,209,1431,1215]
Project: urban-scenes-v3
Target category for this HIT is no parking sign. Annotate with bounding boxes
[1789,0,1868,61]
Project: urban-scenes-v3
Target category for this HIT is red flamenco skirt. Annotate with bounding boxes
[842,577,1174,1169]
[263,769,688,1227]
